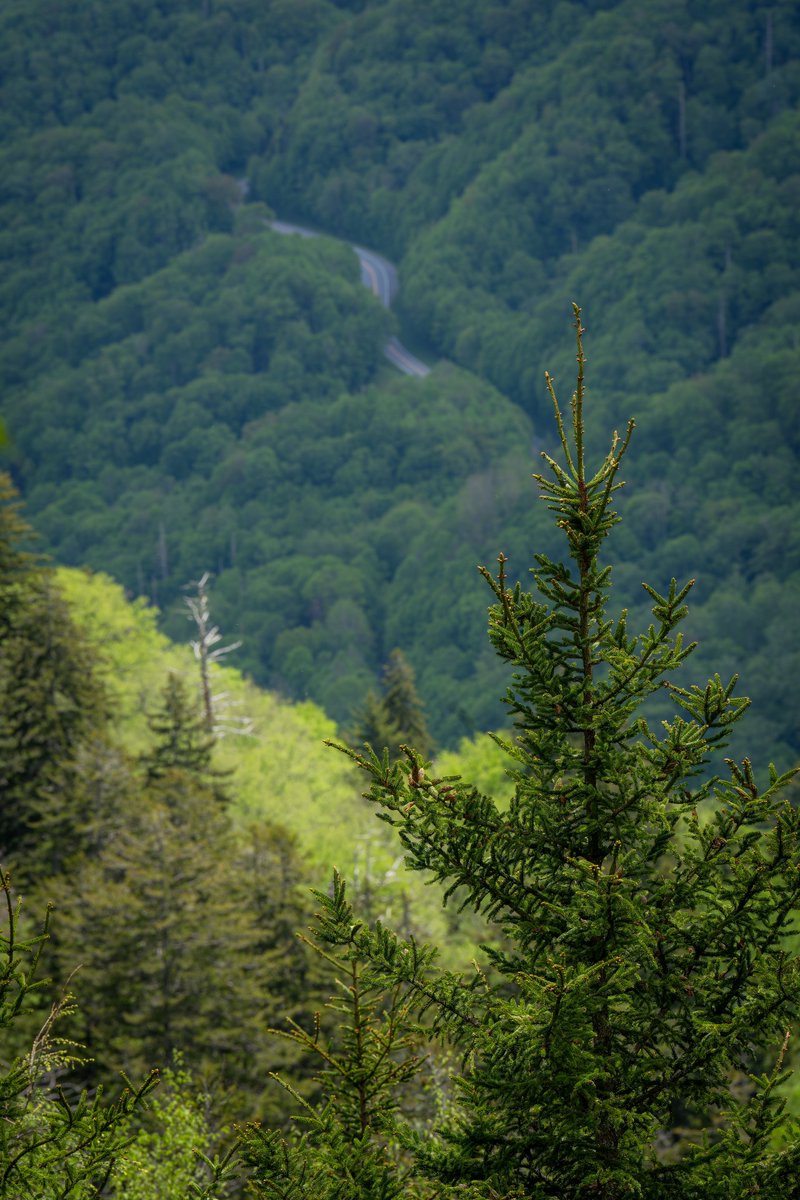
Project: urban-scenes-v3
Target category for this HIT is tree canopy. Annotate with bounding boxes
[0,0,797,767]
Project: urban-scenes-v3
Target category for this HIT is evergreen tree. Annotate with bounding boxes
[0,868,157,1198]
[0,473,107,879]
[58,769,277,1110]
[233,818,332,1123]
[381,649,433,760]
[235,820,314,998]
[56,684,315,1123]
[350,649,433,762]
[239,873,425,1200]
[349,687,401,762]
[0,471,38,616]
[313,307,800,1198]
[142,672,229,803]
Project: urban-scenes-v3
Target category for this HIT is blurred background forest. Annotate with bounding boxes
[1,0,799,767]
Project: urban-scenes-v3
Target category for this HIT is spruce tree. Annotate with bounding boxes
[59,765,272,1104]
[0,868,157,1197]
[350,649,433,762]
[142,672,229,803]
[350,687,402,762]
[239,873,425,1200]
[314,307,800,1198]
[381,649,433,760]
[57,681,315,1123]
[0,474,107,877]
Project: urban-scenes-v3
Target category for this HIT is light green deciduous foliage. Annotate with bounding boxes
[52,565,383,877]
[53,566,480,967]
[0,869,157,1198]
[109,1059,231,1200]
[306,308,800,1198]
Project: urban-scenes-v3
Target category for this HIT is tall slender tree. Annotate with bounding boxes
[381,649,433,760]
[239,873,426,1200]
[184,571,251,738]
[0,474,107,880]
[142,672,230,804]
[350,648,433,762]
[304,306,800,1198]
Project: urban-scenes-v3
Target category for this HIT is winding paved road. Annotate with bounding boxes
[270,220,431,378]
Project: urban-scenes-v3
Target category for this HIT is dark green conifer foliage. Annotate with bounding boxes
[56,684,314,1122]
[142,672,230,805]
[0,868,157,1197]
[58,769,277,1108]
[0,474,107,878]
[381,649,433,760]
[239,872,425,1200]
[350,649,433,762]
[322,308,800,1198]
[233,819,333,1124]
[350,687,401,761]
[237,821,314,992]
[0,471,38,611]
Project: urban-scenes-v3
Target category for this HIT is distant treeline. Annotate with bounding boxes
[1,0,798,766]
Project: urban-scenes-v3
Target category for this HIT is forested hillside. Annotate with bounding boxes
[1,0,798,766]
[0,479,501,1161]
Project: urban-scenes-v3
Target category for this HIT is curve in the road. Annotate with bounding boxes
[269,220,430,378]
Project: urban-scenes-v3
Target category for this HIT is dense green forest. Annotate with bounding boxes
[1,0,798,767]
[3,331,799,1194]
[0,466,509,1192]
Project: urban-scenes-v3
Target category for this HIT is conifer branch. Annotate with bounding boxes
[261,309,800,1200]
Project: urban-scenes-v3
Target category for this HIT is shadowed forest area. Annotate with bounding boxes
[1,0,798,763]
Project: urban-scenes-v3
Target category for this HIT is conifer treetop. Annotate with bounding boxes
[324,305,800,1199]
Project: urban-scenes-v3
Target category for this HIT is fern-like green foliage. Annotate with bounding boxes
[319,307,800,1198]
[108,1056,234,1200]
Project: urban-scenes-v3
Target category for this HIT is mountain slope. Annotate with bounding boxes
[0,0,797,765]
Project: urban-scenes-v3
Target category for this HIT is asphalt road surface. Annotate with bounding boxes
[270,220,431,378]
